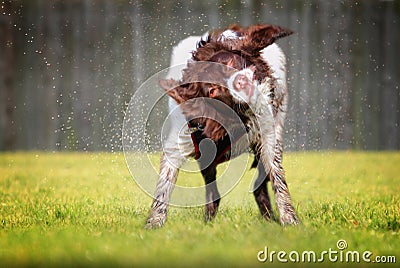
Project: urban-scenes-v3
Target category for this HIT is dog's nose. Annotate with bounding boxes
[237,78,244,89]
[234,74,248,92]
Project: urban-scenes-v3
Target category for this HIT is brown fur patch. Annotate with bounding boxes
[160,24,293,141]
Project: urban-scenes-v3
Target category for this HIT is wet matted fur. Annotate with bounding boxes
[146,24,299,228]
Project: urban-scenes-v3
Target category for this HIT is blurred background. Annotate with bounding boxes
[0,0,399,152]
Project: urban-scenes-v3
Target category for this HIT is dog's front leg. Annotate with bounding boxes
[253,159,275,220]
[200,164,220,222]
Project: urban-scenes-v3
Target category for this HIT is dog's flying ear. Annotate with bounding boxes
[244,24,293,54]
[159,78,185,104]
[159,78,178,90]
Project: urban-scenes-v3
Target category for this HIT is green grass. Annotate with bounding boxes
[0,151,399,267]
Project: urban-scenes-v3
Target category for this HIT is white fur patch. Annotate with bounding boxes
[220,29,242,40]
[164,36,203,163]
[261,44,286,85]
[226,68,259,105]
[166,36,201,80]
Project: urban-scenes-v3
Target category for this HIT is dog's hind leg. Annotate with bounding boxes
[269,142,299,225]
[258,102,299,225]
[145,104,192,228]
[272,88,300,225]
[145,152,182,229]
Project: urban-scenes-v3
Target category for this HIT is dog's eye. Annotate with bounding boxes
[208,85,218,95]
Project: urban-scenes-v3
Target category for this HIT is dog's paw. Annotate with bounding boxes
[145,213,167,229]
[279,212,300,226]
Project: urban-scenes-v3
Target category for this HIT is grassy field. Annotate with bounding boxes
[0,151,399,267]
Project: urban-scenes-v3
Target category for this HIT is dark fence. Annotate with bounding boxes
[0,0,399,151]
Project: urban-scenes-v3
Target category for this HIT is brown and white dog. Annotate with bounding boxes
[146,24,299,228]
